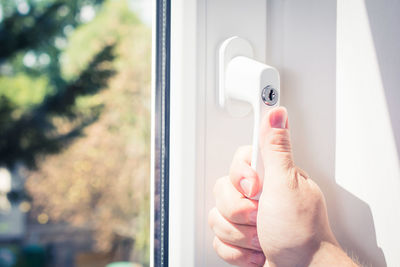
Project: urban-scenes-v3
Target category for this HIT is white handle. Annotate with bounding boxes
[219,37,280,199]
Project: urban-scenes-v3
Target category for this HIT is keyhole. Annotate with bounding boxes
[269,90,275,101]
[261,85,278,106]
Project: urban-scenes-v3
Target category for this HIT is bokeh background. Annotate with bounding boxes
[0,0,151,266]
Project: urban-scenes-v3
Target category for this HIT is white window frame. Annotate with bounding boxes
[155,0,400,266]
[168,1,268,266]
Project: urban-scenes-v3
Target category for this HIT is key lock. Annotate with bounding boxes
[218,36,280,200]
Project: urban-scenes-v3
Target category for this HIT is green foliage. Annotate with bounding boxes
[0,0,150,265]
[0,0,115,168]
[0,43,116,168]
[0,74,52,109]
[61,0,139,80]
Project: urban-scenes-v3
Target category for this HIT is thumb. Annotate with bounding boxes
[260,107,294,179]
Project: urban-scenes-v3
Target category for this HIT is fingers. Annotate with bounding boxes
[208,207,262,251]
[214,176,258,225]
[229,146,261,198]
[211,149,265,266]
[213,237,266,267]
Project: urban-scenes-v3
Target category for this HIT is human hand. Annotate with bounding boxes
[208,146,266,266]
[255,106,341,266]
[209,106,357,267]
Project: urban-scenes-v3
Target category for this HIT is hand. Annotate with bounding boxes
[210,106,358,267]
[256,107,342,266]
[208,146,266,266]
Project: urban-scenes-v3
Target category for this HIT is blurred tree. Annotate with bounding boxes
[0,0,115,169]
[0,0,150,265]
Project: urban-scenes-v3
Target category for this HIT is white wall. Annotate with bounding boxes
[335,0,400,266]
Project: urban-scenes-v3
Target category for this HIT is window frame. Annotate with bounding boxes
[153,0,400,266]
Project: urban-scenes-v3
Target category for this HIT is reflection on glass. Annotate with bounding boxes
[0,0,151,266]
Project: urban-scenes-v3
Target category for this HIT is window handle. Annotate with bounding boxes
[219,36,280,199]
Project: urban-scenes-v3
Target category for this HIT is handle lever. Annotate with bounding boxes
[219,37,280,199]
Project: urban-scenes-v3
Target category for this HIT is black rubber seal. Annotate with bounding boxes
[154,0,170,266]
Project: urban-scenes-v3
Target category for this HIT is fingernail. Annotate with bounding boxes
[252,235,261,249]
[250,252,265,265]
[249,210,257,224]
[240,178,252,197]
[269,108,287,129]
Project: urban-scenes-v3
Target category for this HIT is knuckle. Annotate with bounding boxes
[226,251,241,264]
[223,225,240,243]
[214,238,236,263]
[226,201,248,223]
[232,232,246,248]
[230,161,255,180]
[224,248,243,265]
[225,204,242,221]
[214,237,254,267]
[268,129,291,153]
[215,177,256,224]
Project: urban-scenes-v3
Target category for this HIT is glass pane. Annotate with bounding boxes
[0,0,151,266]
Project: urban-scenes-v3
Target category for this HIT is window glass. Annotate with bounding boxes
[0,0,151,266]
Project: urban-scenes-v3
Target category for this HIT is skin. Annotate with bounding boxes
[208,107,358,267]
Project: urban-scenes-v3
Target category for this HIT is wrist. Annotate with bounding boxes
[264,239,329,267]
[265,238,356,267]
[309,241,358,267]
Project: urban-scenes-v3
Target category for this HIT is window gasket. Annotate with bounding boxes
[154,0,170,266]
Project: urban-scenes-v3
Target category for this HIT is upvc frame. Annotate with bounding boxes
[159,0,400,266]
[168,0,268,266]
[168,0,205,265]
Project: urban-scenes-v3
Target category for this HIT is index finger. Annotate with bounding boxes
[229,146,261,198]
